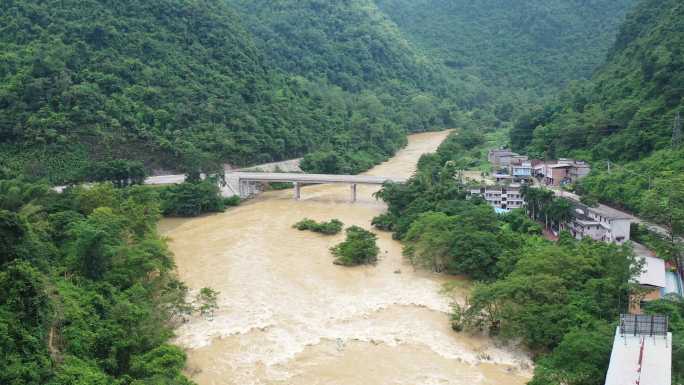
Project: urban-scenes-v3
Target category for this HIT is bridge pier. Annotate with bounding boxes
[294,182,301,200]
[237,180,259,199]
[350,184,357,203]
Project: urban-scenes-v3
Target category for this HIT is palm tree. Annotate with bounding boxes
[521,185,538,219]
[539,190,554,229]
[521,186,554,226]
[547,198,574,231]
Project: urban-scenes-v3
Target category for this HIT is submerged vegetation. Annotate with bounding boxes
[293,218,344,235]
[331,226,380,266]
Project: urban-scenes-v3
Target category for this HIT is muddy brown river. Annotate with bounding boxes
[159,131,532,385]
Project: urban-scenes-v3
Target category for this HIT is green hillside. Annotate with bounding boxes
[0,0,641,181]
[0,0,419,182]
[228,0,449,96]
[510,0,684,217]
[225,0,471,173]
[375,0,635,112]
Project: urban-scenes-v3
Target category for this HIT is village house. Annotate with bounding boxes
[488,149,529,169]
[487,149,516,171]
[533,158,591,186]
[487,150,590,186]
[632,255,668,312]
[508,158,532,182]
[630,246,684,313]
[567,202,631,244]
[468,184,524,213]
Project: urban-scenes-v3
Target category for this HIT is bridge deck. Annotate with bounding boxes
[232,172,406,185]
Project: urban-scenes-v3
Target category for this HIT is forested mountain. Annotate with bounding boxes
[0,0,639,182]
[1,0,273,179]
[224,0,466,174]
[0,0,425,182]
[228,0,447,96]
[375,0,636,114]
[510,0,684,217]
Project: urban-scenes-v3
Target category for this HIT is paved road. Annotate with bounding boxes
[145,174,186,185]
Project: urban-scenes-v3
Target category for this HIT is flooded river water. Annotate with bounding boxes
[159,131,532,385]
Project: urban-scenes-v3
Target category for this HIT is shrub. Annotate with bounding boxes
[293,218,344,235]
[223,195,241,207]
[160,180,225,217]
[269,182,294,190]
[371,213,394,231]
[77,160,147,187]
[503,209,543,235]
[330,226,379,266]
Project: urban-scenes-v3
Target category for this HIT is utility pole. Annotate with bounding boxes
[607,160,611,174]
[673,111,682,148]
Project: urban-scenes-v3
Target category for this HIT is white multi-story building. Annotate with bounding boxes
[468,184,524,212]
[568,202,632,244]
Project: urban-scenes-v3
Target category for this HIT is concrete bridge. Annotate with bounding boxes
[143,172,405,201]
[229,172,406,201]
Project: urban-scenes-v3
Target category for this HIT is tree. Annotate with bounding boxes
[160,179,226,217]
[52,357,111,385]
[546,198,574,232]
[195,287,219,319]
[521,186,555,227]
[73,183,118,215]
[0,261,52,385]
[462,240,635,351]
[0,210,26,266]
[448,230,501,280]
[331,226,379,266]
[69,207,124,280]
[403,212,457,272]
[129,345,194,385]
[529,323,614,385]
[0,177,197,384]
[504,209,542,235]
[79,160,147,187]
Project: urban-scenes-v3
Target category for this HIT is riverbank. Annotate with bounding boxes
[159,130,532,385]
